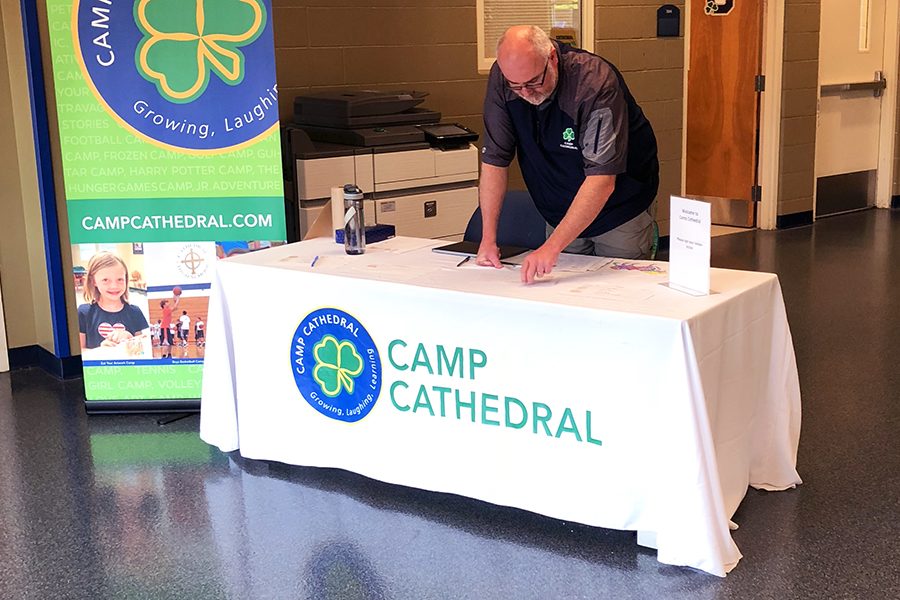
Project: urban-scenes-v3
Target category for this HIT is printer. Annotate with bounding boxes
[283,90,480,242]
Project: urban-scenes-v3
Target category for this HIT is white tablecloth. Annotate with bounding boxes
[200,237,802,576]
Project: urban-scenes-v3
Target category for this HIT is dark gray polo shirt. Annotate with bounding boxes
[482,42,659,237]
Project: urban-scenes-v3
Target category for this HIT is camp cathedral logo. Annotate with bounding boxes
[560,126,577,151]
[290,309,383,423]
[74,0,279,153]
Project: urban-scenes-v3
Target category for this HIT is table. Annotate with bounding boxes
[199,236,802,577]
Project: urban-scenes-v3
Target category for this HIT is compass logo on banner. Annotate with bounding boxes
[705,0,735,16]
[176,243,209,279]
[73,0,279,153]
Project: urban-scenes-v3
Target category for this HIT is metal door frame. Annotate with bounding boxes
[685,1,900,230]
[814,0,900,216]
[682,0,767,228]
[875,2,900,209]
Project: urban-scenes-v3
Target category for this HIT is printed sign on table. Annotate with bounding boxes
[668,196,712,296]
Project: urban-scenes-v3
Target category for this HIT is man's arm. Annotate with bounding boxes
[520,174,615,283]
[475,163,509,268]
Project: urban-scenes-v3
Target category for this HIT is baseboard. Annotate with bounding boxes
[776,211,814,229]
[892,195,900,209]
[8,345,83,379]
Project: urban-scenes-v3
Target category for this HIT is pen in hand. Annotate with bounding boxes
[456,256,471,267]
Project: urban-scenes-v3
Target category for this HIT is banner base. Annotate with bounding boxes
[85,400,199,415]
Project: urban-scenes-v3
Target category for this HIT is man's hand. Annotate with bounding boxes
[476,242,503,268]
[521,245,560,284]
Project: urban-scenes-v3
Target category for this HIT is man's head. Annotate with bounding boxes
[496,26,558,105]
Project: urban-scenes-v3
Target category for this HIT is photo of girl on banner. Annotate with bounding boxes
[75,248,152,359]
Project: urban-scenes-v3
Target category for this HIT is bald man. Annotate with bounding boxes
[478,26,659,283]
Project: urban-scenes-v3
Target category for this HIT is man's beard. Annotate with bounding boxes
[520,90,551,105]
[519,91,553,106]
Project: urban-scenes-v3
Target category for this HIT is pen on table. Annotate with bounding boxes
[456,256,471,267]
[310,255,319,268]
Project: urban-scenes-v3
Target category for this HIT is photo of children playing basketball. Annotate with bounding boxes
[75,249,151,358]
[148,287,209,360]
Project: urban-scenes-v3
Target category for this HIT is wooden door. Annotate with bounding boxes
[815,0,885,217]
[685,0,763,227]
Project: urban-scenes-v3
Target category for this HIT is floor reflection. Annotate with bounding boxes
[1,209,898,599]
[87,428,230,598]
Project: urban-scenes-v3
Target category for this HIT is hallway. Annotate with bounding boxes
[1,209,897,599]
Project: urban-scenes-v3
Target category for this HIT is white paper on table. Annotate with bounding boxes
[371,237,440,254]
[668,196,711,295]
[503,253,611,273]
[561,282,657,303]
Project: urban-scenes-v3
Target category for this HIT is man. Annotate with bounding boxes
[478,25,659,283]
[179,311,191,347]
[195,317,205,348]
[159,295,179,358]
[150,320,160,347]
[168,321,178,352]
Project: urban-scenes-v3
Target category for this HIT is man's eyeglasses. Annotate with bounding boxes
[505,59,550,91]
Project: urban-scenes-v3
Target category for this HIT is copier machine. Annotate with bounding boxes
[283,90,480,242]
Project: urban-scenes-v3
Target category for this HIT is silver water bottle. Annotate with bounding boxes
[342,184,365,255]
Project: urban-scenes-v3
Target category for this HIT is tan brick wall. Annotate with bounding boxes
[272,0,485,137]
[778,0,819,216]
[596,1,685,235]
[273,1,686,230]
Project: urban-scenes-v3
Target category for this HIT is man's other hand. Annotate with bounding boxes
[476,242,503,268]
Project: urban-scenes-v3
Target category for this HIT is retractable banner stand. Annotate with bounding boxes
[46,0,285,412]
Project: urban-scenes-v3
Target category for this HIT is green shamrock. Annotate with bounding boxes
[562,127,575,143]
[312,335,364,398]
[134,0,267,103]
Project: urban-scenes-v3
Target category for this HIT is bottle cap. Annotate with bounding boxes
[342,183,363,200]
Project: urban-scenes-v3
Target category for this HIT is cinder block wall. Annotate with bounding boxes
[594,1,684,234]
[272,1,686,234]
[272,0,485,138]
[779,0,819,218]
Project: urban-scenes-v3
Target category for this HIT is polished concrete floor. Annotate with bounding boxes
[1,209,898,599]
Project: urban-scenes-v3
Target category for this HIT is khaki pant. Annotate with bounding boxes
[548,210,655,259]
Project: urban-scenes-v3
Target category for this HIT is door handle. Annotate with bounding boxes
[821,71,887,97]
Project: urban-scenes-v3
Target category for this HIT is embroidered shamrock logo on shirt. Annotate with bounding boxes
[312,335,364,397]
[562,127,576,143]
[135,0,266,103]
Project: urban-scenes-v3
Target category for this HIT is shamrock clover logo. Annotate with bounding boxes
[562,127,576,143]
[135,0,267,103]
[312,335,364,398]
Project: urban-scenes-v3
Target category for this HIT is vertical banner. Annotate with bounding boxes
[46,0,285,408]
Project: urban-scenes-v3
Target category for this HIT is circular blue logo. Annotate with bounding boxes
[290,309,382,423]
[74,0,278,153]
